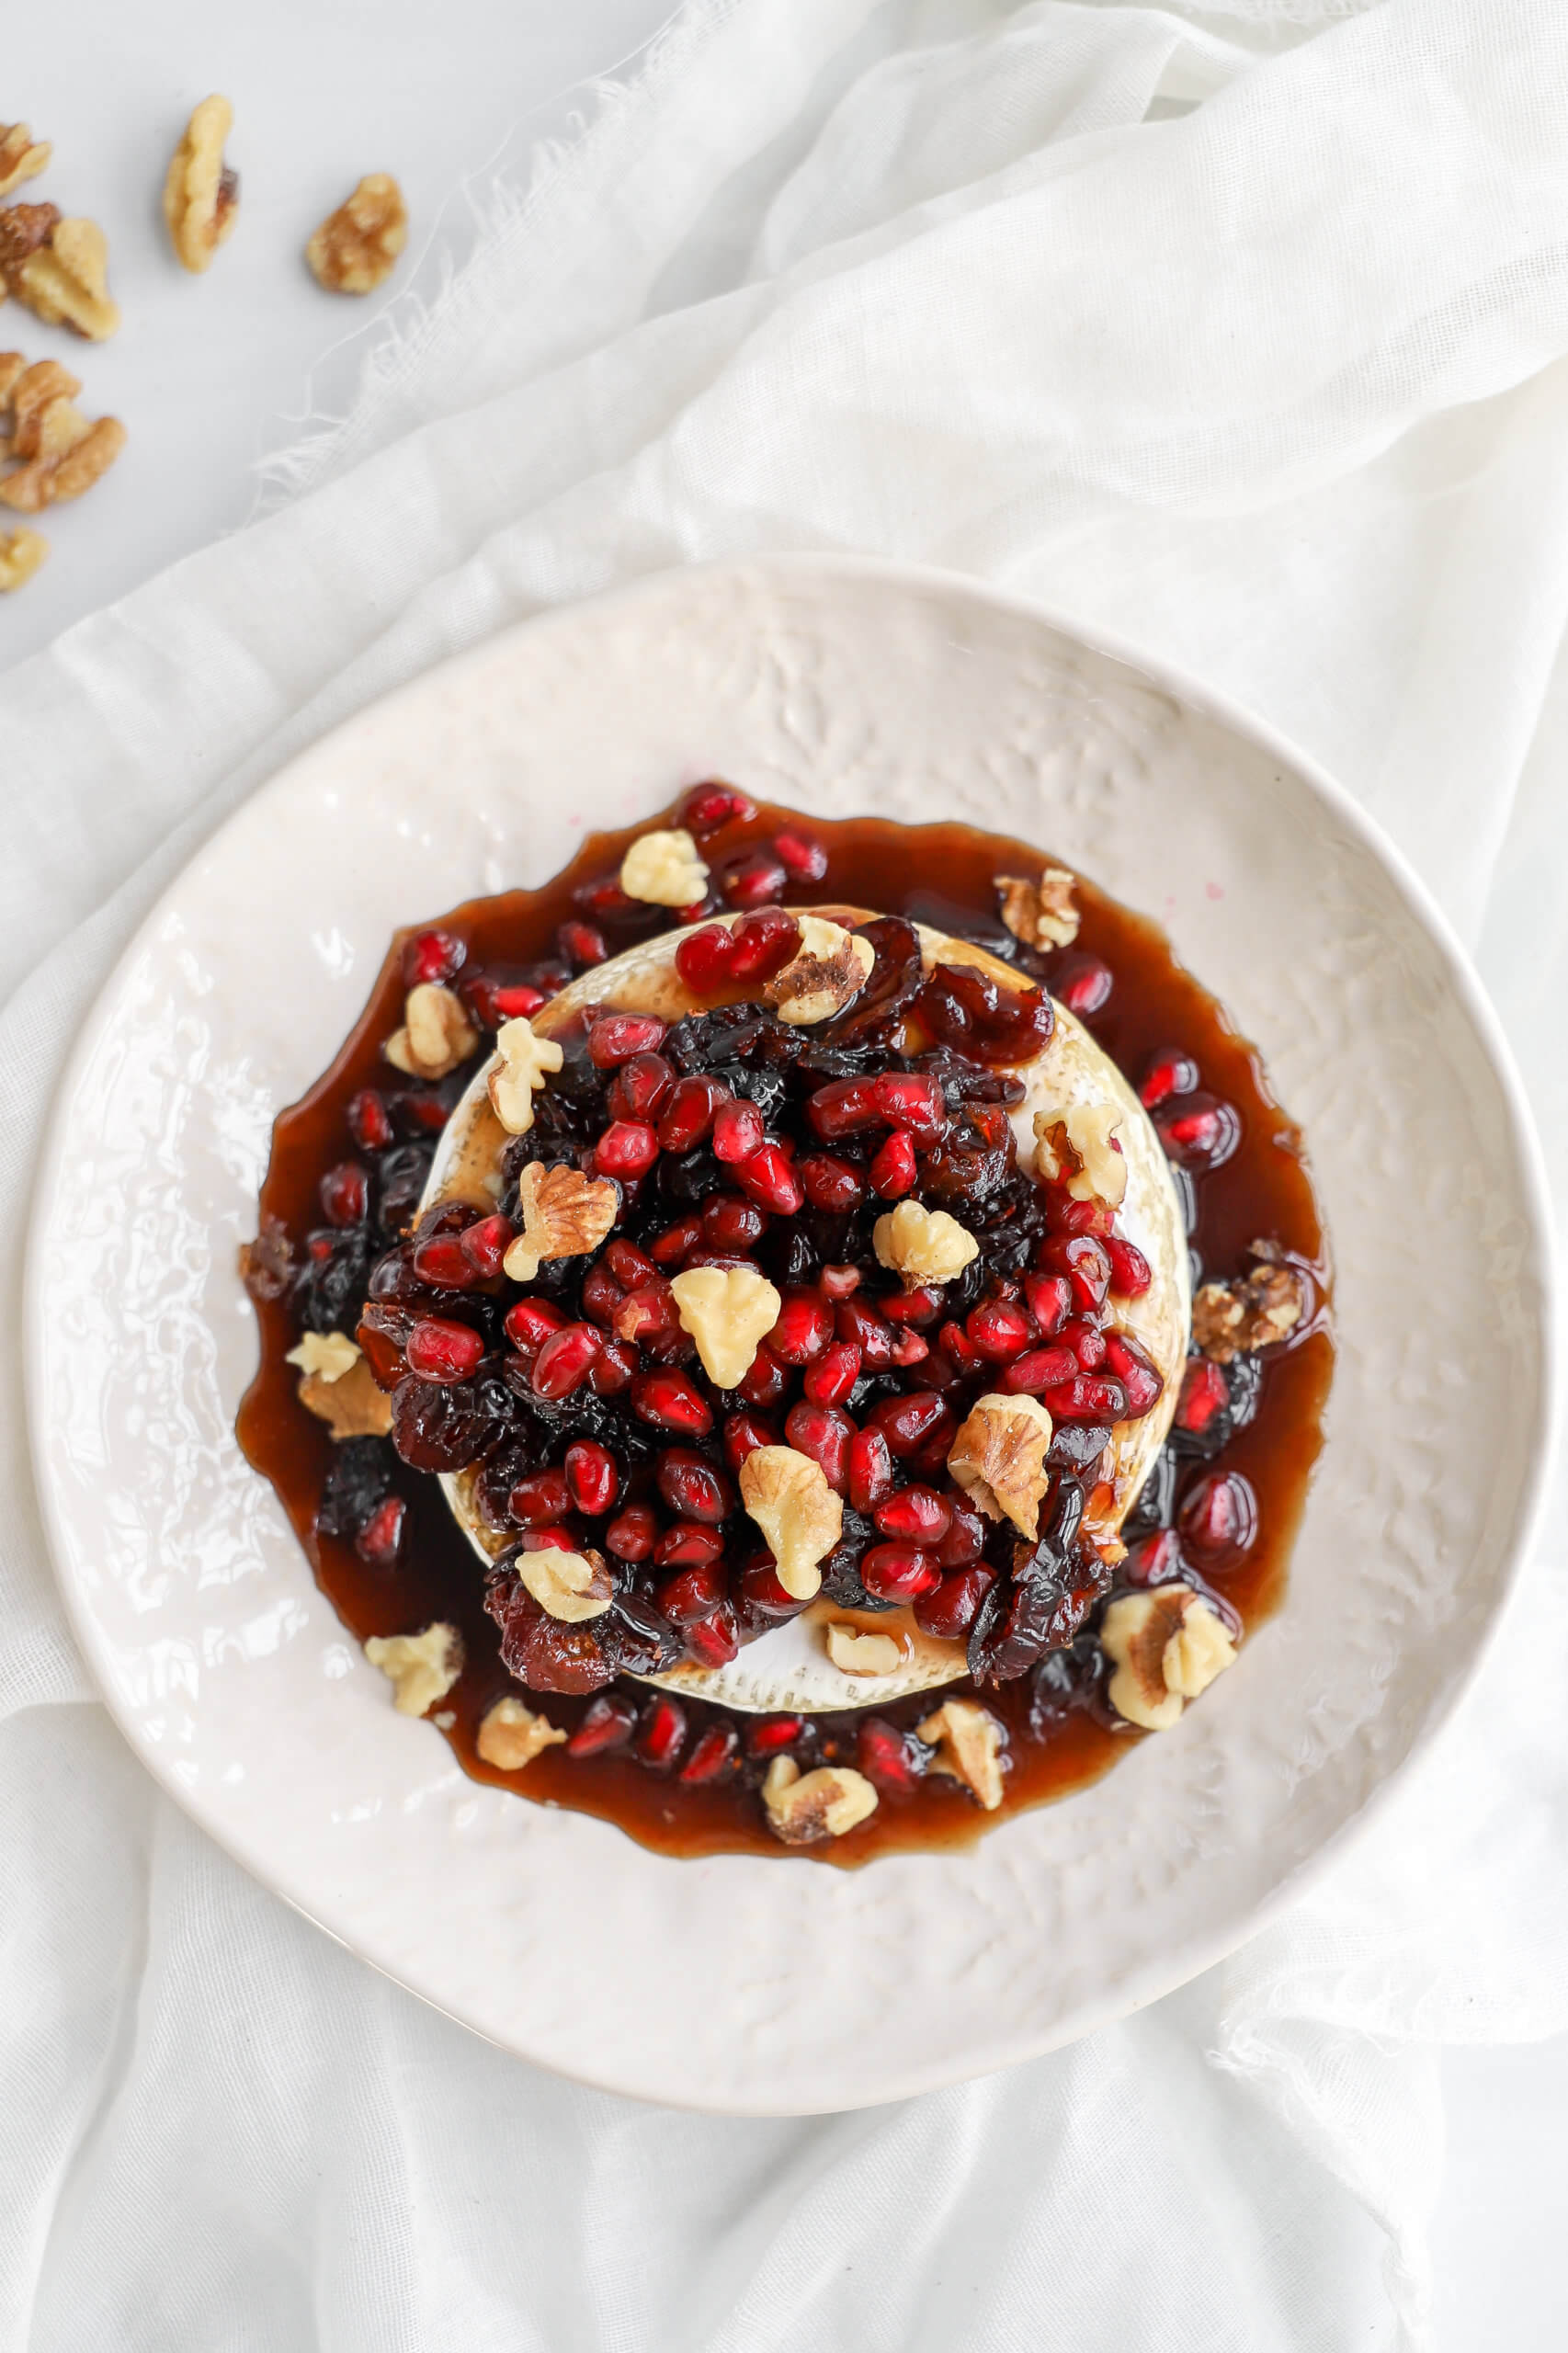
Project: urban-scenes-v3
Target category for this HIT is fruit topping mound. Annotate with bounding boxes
[351,908,1169,1698]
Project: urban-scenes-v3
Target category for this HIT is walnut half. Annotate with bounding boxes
[0,354,127,513]
[0,523,45,589]
[0,125,51,203]
[1100,1586,1236,1732]
[476,1695,566,1770]
[365,1623,463,1717]
[164,96,240,273]
[996,868,1080,949]
[872,1198,980,1290]
[947,1392,1053,1538]
[739,1444,842,1600]
[762,1756,879,1845]
[504,1162,618,1281]
[306,175,407,295]
[1191,1260,1308,1364]
[762,917,875,1025]
[917,1698,1006,1810]
[669,1263,781,1389]
[384,983,478,1082]
[7,215,120,340]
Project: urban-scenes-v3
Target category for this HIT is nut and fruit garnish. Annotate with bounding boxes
[306,174,408,295]
[239,794,1331,1863]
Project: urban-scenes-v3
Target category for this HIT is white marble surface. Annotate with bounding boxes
[5,5,1562,2342]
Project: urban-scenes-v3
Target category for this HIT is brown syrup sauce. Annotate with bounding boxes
[238,807,1332,1865]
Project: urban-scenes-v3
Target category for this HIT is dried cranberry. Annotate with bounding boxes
[320,1161,369,1226]
[589,1012,667,1067]
[679,1722,740,1783]
[595,1120,659,1178]
[772,826,828,882]
[1139,1047,1200,1110]
[857,1718,926,1798]
[632,1369,713,1436]
[566,1693,638,1756]
[913,1564,994,1640]
[401,927,466,988]
[391,1376,493,1472]
[405,1316,484,1382]
[917,961,1053,1066]
[784,1400,853,1491]
[860,1542,941,1602]
[353,1494,406,1569]
[679,781,756,837]
[530,1322,603,1400]
[564,1439,619,1517]
[1179,1468,1257,1563]
[635,1694,687,1771]
[347,1088,394,1154]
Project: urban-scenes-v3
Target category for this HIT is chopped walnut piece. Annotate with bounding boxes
[0,523,44,588]
[286,1331,360,1382]
[365,1622,462,1716]
[762,1756,879,1845]
[917,1698,1006,1811]
[486,1014,564,1133]
[518,1544,613,1623]
[763,917,875,1025]
[872,1198,979,1290]
[476,1694,567,1771]
[1032,1103,1125,1210]
[669,1263,782,1389]
[297,1354,393,1440]
[306,174,407,294]
[505,1161,618,1281]
[11,216,120,339]
[947,1392,1053,1539]
[739,1444,842,1601]
[996,868,1080,949]
[0,354,125,512]
[619,826,709,908]
[384,982,478,1082]
[1191,1261,1308,1364]
[0,201,58,287]
[0,126,50,202]
[1100,1586,1237,1732]
[164,95,240,273]
[824,1621,905,1678]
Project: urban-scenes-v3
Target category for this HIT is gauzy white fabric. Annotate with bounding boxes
[4,2,1567,2346]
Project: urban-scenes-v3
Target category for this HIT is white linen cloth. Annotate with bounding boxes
[4,1,1567,2344]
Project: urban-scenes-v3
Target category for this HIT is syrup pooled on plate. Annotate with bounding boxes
[238,794,1332,1863]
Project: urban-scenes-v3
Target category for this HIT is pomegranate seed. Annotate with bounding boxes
[1105,1236,1153,1298]
[727,907,802,981]
[879,1285,944,1327]
[803,1340,861,1407]
[737,1346,791,1407]
[354,1495,405,1567]
[864,1392,947,1456]
[1000,1346,1080,1394]
[589,1339,637,1395]
[1023,1271,1072,1334]
[574,872,639,921]
[1179,1470,1256,1563]
[735,1143,803,1214]
[937,1321,983,1379]
[837,1297,895,1365]
[720,847,788,907]
[613,1280,681,1347]
[674,924,736,993]
[509,1467,573,1525]
[1174,1357,1231,1444]
[1155,1093,1241,1172]
[595,1120,659,1178]
[1103,1329,1165,1418]
[936,1499,986,1568]
[768,1289,834,1365]
[566,1694,638,1757]
[745,1714,804,1757]
[1140,1047,1200,1110]
[784,1400,853,1491]
[347,1088,393,1153]
[683,1606,741,1669]
[530,1321,603,1400]
[908,1405,959,1472]
[656,1555,726,1619]
[491,983,547,1020]
[558,918,607,968]
[617,1051,676,1120]
[519,1524,578,1553]
[869,1130,917,1199]
[564,1439,619,1517]
[679,781,756,837]
[869,1074,949,1141]
[873,1484,952,1544]
[913,1565,994,1641]
[819,1264,861,1302]
[891,1328,929,1368]
[410,1233,473,1288]
[679,1722,739,1783]
[635,1695,687,1772]
[702,1194,767,1252]
[632,1369,713,1436]
[801,1153,866,1212]
[657,1073,728,1153]
[966,1298,1032,1363]
[1040,1374,1128,1423]
[858,1717,926,1796]
[401,927,466,987]
[860,1542,941,1603]
[405,1316,484,1381]
[712,1097,766,1164]
[723,1409,777,1469]
[739,1559,806,1618]
[804,1077,875,1140]
[580,1267,626,1331]
[656,1448,733,1524]
[848,1427,895,1514]
[320,1161,369,1226]
[1040,1233,1112,1313]
[650,1216,703,1268]
[1061,1317,1108,1370]
[459,1214,513,1279]
[1054,953,1113,1016]
[606,1502,659,1560]
[772,825,828,881]
[589,1012,667,1067]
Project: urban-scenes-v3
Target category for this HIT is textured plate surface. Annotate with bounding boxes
[26,556,1554,2114]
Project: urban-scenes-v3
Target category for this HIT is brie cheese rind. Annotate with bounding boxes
[421,908,1190,1713]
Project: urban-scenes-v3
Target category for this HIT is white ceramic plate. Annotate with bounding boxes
[26,556,1554,2115]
